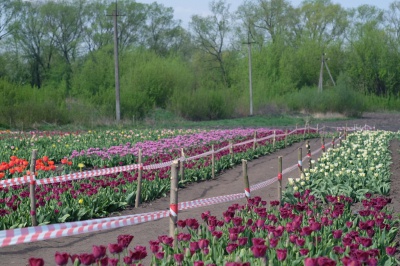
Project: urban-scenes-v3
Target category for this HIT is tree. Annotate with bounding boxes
[298,0,348,45]
[190,0,232,87]
[144,2,183,56]
[0,0,20,41]
[11,1,54,88]
[41,0,87,91]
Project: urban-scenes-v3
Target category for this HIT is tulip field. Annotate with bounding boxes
[2,128,400,265]
[0,128,313,230]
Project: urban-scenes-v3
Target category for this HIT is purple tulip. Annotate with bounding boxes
[252,238,265,246]
[304,258,318,266]
[123,256,133,264]
[194,261,204,266]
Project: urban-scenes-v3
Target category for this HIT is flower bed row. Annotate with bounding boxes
[27,130,399,265]
[0,129,316,229]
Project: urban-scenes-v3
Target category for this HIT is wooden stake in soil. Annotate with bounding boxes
[169,160,179,247]
[29,149,38,226]
[211,145,215,179]
[253,131,257,151]
[306,140,312,169]
[180,148,185,181]
[242,160,250,199]
[321,136,325,152]
[332,136,336,149]
[135,149,143,208]
[298,147,303,177]
[316,124,319,134]
[278,156,283,205]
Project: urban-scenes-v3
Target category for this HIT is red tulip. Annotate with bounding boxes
[54,252,69,266]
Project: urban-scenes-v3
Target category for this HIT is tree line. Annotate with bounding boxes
[0,0,399,127]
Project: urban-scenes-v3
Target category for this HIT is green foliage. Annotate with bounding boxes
[284,75,365,117]
[0,78,69,128]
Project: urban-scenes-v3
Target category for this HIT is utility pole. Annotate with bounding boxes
[108,0,122,122]
[243,27,256,116]
[318,53,336,92]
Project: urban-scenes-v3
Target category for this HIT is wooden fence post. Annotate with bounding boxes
[29,149,38,226]
[298,147,303,177]
[169,160,179,247]
[306,140,312,169]
[253,131,257,151]
[180,148,185,181]
[211,145,215,179]
[135,149,143,208]
[242,160,250,199]
[278,156,283,205]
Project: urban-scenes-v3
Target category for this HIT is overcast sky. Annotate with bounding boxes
[137,0,394,27]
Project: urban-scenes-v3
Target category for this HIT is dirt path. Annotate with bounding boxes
[0,112,399,265]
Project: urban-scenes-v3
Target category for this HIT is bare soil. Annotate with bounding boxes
[0,112,399,265]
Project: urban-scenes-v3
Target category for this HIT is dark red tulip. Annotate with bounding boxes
[69,254,80,264]
[296,238,305,247]
[123,256,133,264]
[117,234,134,249]
[54,252,69,266]
[108,243,123,254]
[269,238,279,248]
[299,249,309,256]
[173,253,184,263]
[193,261,204,266]
[28,258,45,266]
[386,246,396,256]
[78,253,95,266]
[190,241,200,252]
[276,249,287,261]
[304,257,318,266]
[226,243,238,254]
[332,230,343,239]
[92,245,107,259]
[108,258,119,266]
[98,257,108,266]
[238,237,248,246]
[251,245,267,258]
[198,239,209,249]
[317,257,336,266]
[155,252,164,260]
